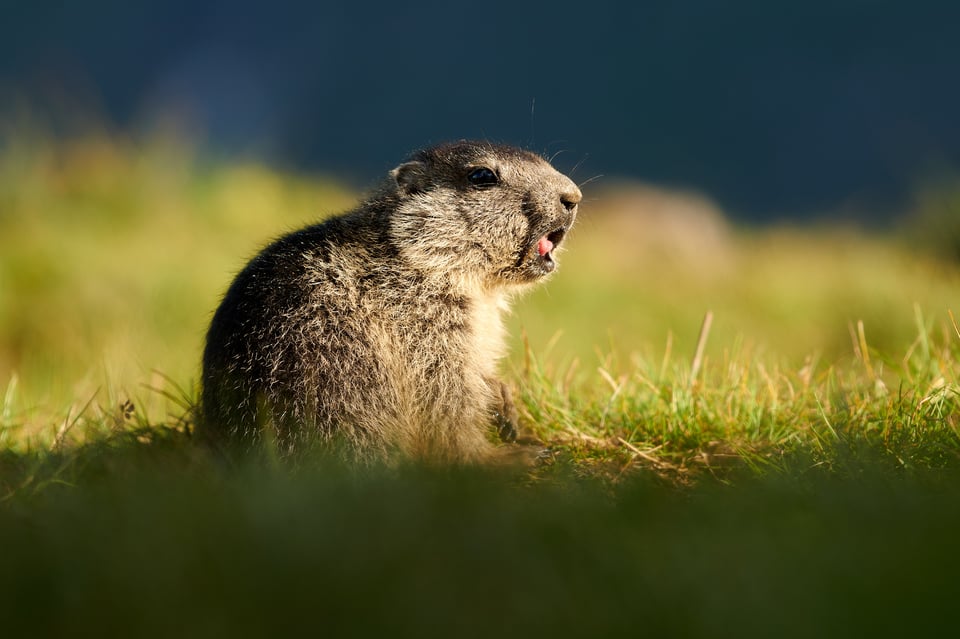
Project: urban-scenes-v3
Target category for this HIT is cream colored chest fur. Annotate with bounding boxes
[468,290,510,380]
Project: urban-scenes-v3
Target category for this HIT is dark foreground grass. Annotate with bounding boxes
[2,428,960,638]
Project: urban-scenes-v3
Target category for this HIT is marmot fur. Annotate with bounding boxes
[199,141,581,462]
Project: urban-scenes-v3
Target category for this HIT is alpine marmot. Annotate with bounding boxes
[199,141,581,462]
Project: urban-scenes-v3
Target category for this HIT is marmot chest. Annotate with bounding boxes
[380,287,507,382]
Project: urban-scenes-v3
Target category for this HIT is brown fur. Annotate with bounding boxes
[199,141,581,462]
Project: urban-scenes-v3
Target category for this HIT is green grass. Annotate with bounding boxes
[3,436,960,637]
[2,132,960,636]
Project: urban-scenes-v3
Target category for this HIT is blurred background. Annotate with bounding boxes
[5,0,960,219]
[1,0,959,430]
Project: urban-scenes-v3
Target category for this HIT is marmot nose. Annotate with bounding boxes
[560,185,582,213]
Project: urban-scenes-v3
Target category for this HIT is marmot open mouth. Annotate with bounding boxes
[536,228,567,273]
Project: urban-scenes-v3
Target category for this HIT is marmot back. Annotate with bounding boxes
[199,141,581,462]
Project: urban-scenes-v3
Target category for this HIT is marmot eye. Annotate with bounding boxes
[467,167,499,187]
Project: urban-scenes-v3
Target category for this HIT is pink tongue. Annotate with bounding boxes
[537,236,554,257]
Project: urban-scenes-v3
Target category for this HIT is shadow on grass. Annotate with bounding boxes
[1,429,959,638]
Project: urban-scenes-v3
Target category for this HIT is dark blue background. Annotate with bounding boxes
[3,0,958,221]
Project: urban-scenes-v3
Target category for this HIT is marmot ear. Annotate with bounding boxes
[391,160,428,196]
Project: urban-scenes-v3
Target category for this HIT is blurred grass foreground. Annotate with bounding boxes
[2,130,960,635]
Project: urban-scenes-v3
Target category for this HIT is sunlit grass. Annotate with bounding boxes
[0,132,958,477]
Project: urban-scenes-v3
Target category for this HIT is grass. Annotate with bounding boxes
[4,443,960,637]
[2,131,960,636]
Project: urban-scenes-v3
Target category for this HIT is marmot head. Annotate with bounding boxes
[387,141,581,288]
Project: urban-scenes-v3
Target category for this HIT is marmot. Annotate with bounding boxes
[199,141,581,462]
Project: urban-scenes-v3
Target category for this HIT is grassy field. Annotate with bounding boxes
[2,133,960,635]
